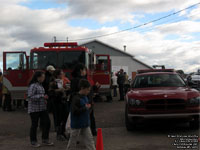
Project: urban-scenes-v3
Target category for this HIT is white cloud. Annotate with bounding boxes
[0,0,199,73]
[188,5,200,20]
[1,0,27,4]
[157,21,200,35]
[50,0,200,24]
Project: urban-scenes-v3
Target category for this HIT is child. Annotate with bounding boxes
[67,79,95,150]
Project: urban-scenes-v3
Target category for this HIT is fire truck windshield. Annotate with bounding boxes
[30,51,86,70]
[30,51,57,69]
[58,51,86,69]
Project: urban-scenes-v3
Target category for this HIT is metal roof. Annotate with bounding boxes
[80,39,152,69]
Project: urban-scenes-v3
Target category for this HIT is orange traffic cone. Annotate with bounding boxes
[96,128,103,150]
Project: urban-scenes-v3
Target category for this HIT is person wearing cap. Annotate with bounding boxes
[43,65,55,93]
[116,69,125,101]
[43,65,56,129]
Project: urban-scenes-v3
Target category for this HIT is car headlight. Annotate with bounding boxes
[189,97,200,105]
[129,99,136,105]
[129,99,143,106]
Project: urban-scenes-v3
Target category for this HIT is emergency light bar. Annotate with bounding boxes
[137,69,175,74]
[44,42,78,47]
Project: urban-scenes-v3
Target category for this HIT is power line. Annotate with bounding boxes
[68,2,200,42]
[138,11,200,34]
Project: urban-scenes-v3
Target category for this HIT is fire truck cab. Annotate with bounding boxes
[3,42,111,100]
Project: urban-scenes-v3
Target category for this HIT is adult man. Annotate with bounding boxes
[42,65,56,129]
[116,69,125,101]
[43,65,55,111]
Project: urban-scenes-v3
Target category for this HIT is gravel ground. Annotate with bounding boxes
[0,97,199,150]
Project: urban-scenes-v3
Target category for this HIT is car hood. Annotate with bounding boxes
[127,87,200,101]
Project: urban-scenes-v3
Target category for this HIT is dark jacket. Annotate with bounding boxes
[70,75,95,105]
[70,93,90,129]
[70,75,87,103]
[43,71,54,94]
[117,72,125,85]
[70,76,84,94]
[48,78,63,103]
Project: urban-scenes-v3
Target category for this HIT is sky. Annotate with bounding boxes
[0,0,200,73]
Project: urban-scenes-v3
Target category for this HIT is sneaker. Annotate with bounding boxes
[42,140,54,146]
[31,142,41,148]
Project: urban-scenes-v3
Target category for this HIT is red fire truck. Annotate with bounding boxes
[3,42,111,101]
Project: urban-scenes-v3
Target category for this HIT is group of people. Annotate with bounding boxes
[0,65,130,149]
[111,69,130,101]
[27,63,97,149]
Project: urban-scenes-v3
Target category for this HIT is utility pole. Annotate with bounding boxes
[124,45,126,52]
[53,36,56,42]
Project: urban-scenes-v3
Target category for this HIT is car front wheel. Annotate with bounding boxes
[125,105,136,131]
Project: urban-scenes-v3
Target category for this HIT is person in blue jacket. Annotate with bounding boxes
[67,79,95,150]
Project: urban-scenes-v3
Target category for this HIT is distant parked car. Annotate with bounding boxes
[125,69,200,131]
[187,72,200,91]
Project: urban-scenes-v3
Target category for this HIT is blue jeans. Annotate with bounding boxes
[113,85,117,97]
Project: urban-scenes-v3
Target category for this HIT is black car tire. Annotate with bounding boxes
[189,117,199,129]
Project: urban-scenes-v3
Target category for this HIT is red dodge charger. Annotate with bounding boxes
[125,69,200,131]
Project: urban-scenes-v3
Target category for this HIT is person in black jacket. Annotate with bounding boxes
[70,64,87,94]
[116,69,125,101]
[43,65,55,112]
[42,65,56,130]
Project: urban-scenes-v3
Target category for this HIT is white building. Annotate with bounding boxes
[81,40,152,79]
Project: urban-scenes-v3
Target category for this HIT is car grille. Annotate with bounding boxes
[146,99,186,110]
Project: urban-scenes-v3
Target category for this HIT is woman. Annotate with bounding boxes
[49,69,70,141]
[27,71,54,147]
[70,63,87,94]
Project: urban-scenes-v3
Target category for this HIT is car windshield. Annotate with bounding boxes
[132,74,186,88]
